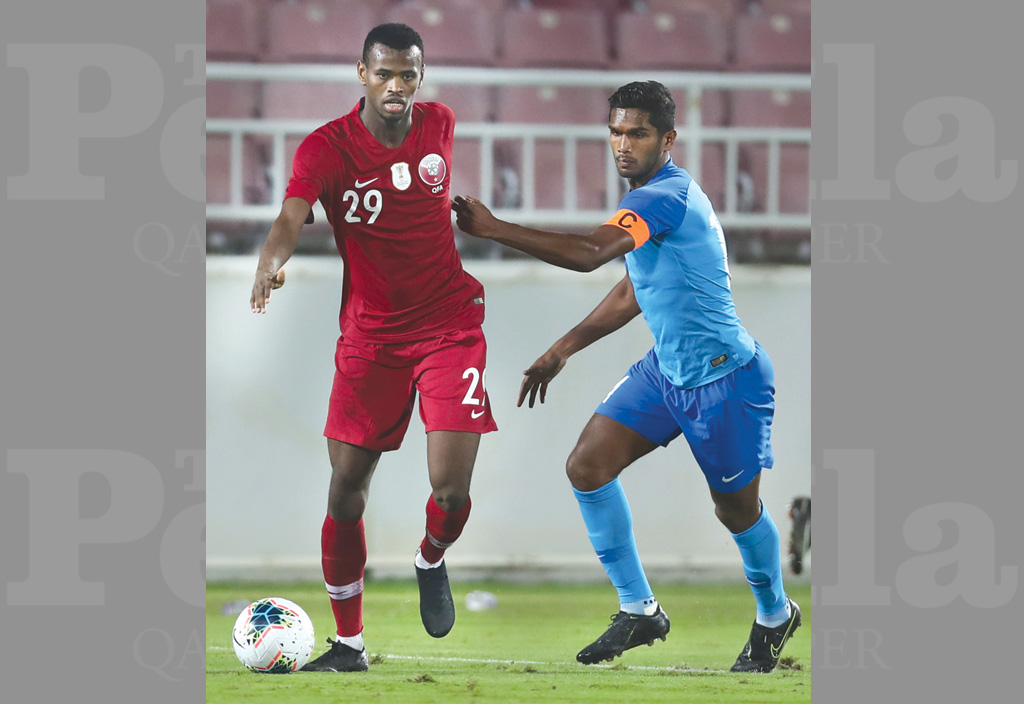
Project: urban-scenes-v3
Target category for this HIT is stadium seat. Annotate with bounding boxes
[528,0,627,27]
[395,0,508,12]
[451,138,483,200]
[416,84,494,123]
[499,8,610,68]
[733,13,811,72]
[384,3,499,65]
[730,89,811,128]
[262,81,365,121]
[615,10,729,70]
[207,81,261,119]
[758,0,812,16]
[206,135,270,205]
[641,0,742,19]
[738,143,809,213]
[671,88,727,127]
[670,143,726,209]
[207,80,268,207]
[266,0,380,64]
[207,0,265,61]
[495,85,613,210]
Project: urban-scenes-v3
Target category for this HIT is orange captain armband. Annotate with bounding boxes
[604,208,651,249]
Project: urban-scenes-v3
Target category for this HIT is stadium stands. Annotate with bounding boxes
[757,0,812,16]
[266,0,380,64]
[499,7,610,69]
[733,12,811,71]
[206,0,265,61]
[206,0,811,261]
[615,9,729,71]
[495,85,612,210]
[385,2,499,66]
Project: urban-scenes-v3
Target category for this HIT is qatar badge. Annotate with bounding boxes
[418,153,447,187]
[391,162,412,191]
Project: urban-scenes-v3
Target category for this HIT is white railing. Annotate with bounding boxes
[206,64,811,229]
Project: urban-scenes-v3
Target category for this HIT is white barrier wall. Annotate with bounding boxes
[207,256,810,581]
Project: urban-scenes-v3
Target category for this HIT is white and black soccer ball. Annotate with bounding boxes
[231,597,315,673]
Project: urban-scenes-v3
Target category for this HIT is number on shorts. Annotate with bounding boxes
[461,367,487,406]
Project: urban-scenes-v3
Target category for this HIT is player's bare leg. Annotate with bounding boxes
[711,474,801,673]
[567,415,671,664]
[302,440,380,672]
[415,430,480,637]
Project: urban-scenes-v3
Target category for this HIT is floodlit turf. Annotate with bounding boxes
[208,580,811,703]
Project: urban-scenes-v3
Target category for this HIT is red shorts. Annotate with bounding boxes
[324,326,498,451]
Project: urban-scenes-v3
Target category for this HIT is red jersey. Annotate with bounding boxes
[285,101,485,343]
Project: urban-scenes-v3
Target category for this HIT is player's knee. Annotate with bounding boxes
[432,488,470,513]
[714,500,759,533]
[565,449,607,492]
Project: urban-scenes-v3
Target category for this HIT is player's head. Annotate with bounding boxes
[607,81,677,183]
[358,23,425,124]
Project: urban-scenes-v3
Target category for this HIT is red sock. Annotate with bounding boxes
[321,515,365,637]
[419,495,472,564]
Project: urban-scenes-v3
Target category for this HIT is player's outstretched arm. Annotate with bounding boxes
[452,195,633,272]
[251,197,312,313]
[518,274,641,408]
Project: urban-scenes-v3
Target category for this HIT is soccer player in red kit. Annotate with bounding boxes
[250,24,497,673]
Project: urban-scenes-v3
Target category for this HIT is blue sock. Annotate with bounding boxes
[573,479,655,612]
[731,502,789,626]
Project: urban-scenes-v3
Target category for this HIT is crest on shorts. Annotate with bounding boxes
[391,162,411,191]
[418,153,447,187]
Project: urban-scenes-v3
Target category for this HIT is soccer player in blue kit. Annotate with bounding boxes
[451,81,800,672]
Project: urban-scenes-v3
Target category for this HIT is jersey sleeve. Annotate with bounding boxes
[605,186,688,250]
[284,131,334,205]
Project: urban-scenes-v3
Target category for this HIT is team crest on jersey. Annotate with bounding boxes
[391,162,412,191]
[418,153,447,187]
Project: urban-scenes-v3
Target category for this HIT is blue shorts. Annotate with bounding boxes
[595,342,775,493]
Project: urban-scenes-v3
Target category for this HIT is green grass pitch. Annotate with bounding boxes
[207,580,811,703]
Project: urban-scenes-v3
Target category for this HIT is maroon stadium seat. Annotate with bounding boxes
[207,0,264,61]
[385,3,498,65]
[670,143,726,209]
[730,89,811,128]
[495,85,613,209]
[643,0,742,19]
[733,13,811,71]
[207,81,261,119]
[738,143,809,213]
[206,135,270,205]
[266,0,380,64]
[262,81,365,121]
[206,80,268,206]
[397,0,508,12]
[451,138,483,201]
[499,8,610,69]
[615,10,729,70]
[415,84,494,123]
[759,0,812,16]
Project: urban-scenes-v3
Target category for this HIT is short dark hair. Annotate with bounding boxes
[362,23,424,64]
[608,81,675,135]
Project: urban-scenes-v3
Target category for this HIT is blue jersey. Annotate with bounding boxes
[607,159,755,389]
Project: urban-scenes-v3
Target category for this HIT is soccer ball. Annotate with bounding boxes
[231,597,315,673]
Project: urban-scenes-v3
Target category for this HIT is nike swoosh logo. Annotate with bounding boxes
[471,409,485,419]
[722,471,744,483]
[354,177,378,188]
[770,616,798,659]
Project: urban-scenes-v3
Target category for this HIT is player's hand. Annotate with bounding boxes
[250,268,286,313]
[518,348,567,408]
[451,195,500,239]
